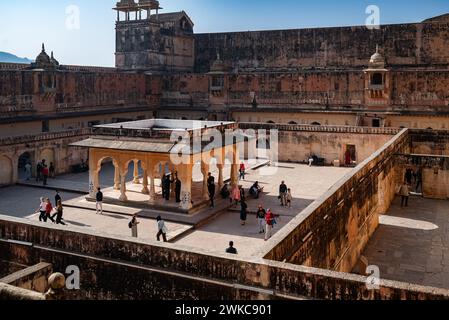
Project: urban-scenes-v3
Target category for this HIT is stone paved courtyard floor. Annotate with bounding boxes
[0,162,352,258]
[361,197,449,289]
[173,163,352,257]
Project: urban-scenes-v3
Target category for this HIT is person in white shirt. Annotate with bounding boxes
[37,197,47,222]
[156,216,168,242]
[24,162,32,181]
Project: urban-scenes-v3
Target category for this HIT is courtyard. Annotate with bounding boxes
[0,162,352,258]
[361,197,449,289]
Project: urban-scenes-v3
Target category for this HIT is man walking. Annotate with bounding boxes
[256,205,266,234]
[279,181,288,207]
[96,187,103,214]
[156,216,168,242]
[207,172,216,208]
[400,181,410,208]
[55,190,62,207]
[37,197,47,222]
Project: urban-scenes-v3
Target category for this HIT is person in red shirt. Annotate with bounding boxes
[265,209,279,241]
[239,163,246,180]
[42,165,49,186]
[45,198,55,223]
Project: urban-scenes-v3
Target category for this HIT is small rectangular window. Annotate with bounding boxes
[42,120,50,133]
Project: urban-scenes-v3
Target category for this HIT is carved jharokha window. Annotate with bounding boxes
[371,73,383,86]
[211,76,224,88]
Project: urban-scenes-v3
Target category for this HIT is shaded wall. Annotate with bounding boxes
[263,129,410,272]
[409,130,449,155]
[395,154,449,200]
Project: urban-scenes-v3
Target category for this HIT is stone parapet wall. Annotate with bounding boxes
[1,215,449,300]
[238,122,401,135]
[0,128,92,146]
[262,129,409,272]
[0,262,52,294]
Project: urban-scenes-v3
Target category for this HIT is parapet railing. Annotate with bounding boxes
[238,122,401,135]
[0,282,45,300]
[61,65,118,73]
[0,128,92,146]
[0,63,30,71]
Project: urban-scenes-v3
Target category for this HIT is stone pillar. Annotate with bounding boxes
[231,145,239,188]
[113,163,120,190]
[141,170,149,194]
[88,153,99,198]
[149,175,156,202]
[230,164,239,188]
[133,160,140,184]
[119,164,128,202]
[217,163,224,190]
[201,162,210,200]
[178,163,193,210]
[11,156,19,184]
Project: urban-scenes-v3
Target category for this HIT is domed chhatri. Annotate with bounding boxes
[35,43,51,65]
[209,52,227,74]
[50,51,59,66]
[31,43,60,70]
[369,45,386,69]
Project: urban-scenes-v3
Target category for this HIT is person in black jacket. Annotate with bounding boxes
[96,187,103,214]
[207,173,216,208]
[279,181,288,207]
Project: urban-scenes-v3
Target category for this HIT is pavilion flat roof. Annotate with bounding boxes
[71,138,176,153]
[95,119,235,132]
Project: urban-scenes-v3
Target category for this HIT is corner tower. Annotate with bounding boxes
[114,0,195,73]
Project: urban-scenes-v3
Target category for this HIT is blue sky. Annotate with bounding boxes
[0,0,447,66]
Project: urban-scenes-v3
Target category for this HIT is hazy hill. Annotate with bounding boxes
[0,52,33,64]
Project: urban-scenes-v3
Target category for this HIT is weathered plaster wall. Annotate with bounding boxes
[0,129,90,184]
[194,20,449,73]
[115,20,195,72]
[239,123,399,165]
[0,69,158,122]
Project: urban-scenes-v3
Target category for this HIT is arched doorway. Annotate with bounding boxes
[98,157,117,188]
[0,155,13,186]
[18,151,34,181]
